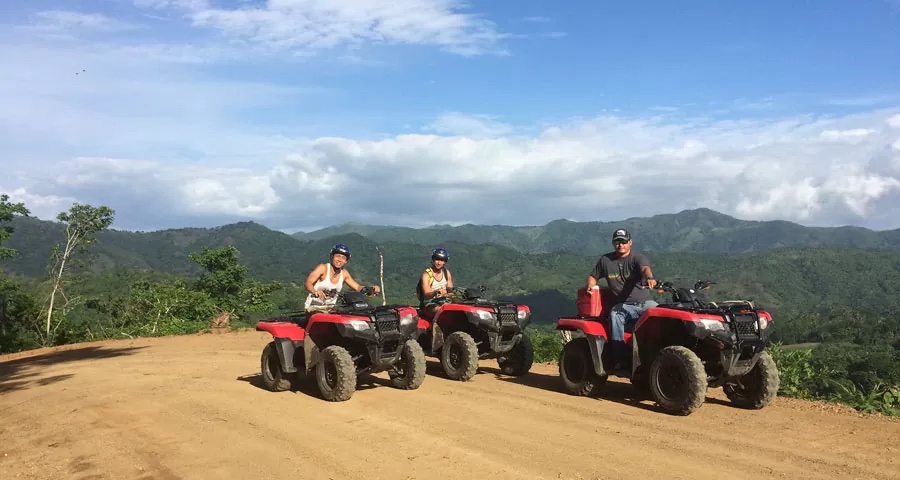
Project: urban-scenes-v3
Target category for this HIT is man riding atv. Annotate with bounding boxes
[305,243,381,312]
[586,228,657,375]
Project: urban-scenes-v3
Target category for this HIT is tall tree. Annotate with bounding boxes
[188,245,281,326]
[41,203,115,345]
[0,193,30,260]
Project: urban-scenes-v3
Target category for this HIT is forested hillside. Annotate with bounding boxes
[1,195,898,415]
[291,208,900,255]
[5,215,900,321]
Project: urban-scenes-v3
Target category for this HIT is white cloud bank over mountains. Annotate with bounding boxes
[8,108,900,232]
[1,2,899,231]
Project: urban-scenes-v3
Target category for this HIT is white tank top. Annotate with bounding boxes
[429,268,447,292]
[305,263,345,309]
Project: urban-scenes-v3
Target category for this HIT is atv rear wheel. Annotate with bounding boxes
[724,350,779,409]
[260,342,293,392]
[441,331,479,381]
[315,345,357,402]
[649,345,707,415]
[559,337,607,396]
[497,333,534,376]
[389,339,427,390]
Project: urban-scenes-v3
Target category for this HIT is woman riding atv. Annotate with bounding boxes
[417,247,454,318]
[304,243,380,311]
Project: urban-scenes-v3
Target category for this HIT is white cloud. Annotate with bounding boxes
[820,128,876,143]
[137,0,510,56]
[9,108,900,231]
[24,10,138,34]
[888,114,900,129]
[424,112,515,138]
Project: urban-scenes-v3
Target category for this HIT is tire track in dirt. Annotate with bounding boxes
[1,331,897,480]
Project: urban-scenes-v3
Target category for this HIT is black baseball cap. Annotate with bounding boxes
[612,228,631,242]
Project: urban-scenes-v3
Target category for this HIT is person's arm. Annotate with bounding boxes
[586,259,604,292]
[421,271,438,298]
[343,271,380,294]
[634,254,656,288]
[305,264,326,297]
[445,269,453,290]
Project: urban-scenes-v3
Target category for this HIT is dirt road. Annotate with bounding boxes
[1,331,898,480]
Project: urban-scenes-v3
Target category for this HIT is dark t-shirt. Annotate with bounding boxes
[589,251,651,303]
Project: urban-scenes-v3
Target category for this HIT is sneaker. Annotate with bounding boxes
[610,361,630,376]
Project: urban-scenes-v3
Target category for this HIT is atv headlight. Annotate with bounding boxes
[475,310,494,321]
[348,320,370,331]
[518,309,529,320]
[758,316,769,330]
[698,319,725,332]
[400,313,416,327]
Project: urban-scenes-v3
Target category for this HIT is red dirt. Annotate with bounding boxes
[1,330,898,479]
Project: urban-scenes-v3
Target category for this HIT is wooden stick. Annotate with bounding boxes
[376,246,386,305]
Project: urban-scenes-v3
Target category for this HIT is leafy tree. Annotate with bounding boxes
[0,193,30,260]
[188,246,282,326]
[41,203,115,346]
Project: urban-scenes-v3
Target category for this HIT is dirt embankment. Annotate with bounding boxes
[1,331,898,480]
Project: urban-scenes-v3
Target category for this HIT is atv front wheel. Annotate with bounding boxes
[315,345,357,402]
[497,333,534,376]
[389,339,427,390]
[558,337,607,396]
[649,345,707,415]
[723,350,780,409]
[260,341,293,392]
[441,331,479,381]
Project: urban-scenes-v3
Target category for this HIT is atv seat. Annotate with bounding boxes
[269,312,308,327]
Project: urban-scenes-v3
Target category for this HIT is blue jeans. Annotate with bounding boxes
[609,300,658,364]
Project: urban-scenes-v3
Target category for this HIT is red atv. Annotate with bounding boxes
[555,280,780,415]
[417,286,534,381]
[255,286,430,402]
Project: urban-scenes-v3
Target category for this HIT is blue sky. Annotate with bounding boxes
[1,0,899,232]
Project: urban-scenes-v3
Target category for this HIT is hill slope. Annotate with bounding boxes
[1,332,898,480]
[3,216,900,323]
[293,208,900,255]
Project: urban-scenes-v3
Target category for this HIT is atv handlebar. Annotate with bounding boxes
[652,279,716,294]
[321,286,380,298]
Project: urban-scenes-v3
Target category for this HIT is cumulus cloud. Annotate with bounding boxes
[136,0,510,56]
[9,107,900,231]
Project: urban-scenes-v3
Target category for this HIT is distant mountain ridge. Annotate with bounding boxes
[3,210,900,323]
[291,208,900,255]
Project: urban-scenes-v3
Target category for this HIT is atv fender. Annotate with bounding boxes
[557,319,608,377]
[431,322,446,353]
[274,337,300,373]
[586,335,606,377]
[303,333,320,374]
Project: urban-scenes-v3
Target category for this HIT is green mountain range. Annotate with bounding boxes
[292,208,900,255]
[3,208,900,324]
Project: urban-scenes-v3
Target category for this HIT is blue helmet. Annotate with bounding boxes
[432,247,449,261]
[330,243,351,259]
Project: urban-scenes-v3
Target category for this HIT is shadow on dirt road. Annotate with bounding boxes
[0,345,147,394]
[479,365,668,414]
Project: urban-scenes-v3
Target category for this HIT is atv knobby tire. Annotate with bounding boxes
[558,337,607,396]
[649,345,707,415]
[260,342,293,392]
[441,331,479,381]
[723,350,780,410]
[498,333,534,376]
[315,345,357,402]
[389,339,427,390]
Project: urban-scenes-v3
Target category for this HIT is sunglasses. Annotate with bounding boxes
[613,239,629,245]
